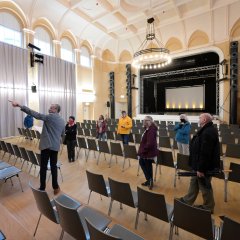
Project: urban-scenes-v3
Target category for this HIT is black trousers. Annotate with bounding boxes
[66,140,76,161]
[40,149,58,190]
[139,158,154,181]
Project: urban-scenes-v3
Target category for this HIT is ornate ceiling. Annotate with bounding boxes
[10,0,240,59]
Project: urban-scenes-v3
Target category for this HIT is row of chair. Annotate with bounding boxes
[85,170,240,239]
[30,183,143,240]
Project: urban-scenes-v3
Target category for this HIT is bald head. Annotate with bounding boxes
[199,113,213,127]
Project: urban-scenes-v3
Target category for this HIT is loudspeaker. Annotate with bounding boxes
[31,85,37,93]
[107,101,110,107]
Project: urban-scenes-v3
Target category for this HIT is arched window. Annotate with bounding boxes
[80,46,91,67]
[0,12,22,47]
[34,27,52,55]
[61,38,74,62]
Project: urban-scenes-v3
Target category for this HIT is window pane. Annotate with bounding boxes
[34,27,52,55]
[80,46,91,67]
[61,38,74,62]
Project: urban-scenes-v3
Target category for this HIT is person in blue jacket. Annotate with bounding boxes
[174,114,191,155]
[24,114,34,129]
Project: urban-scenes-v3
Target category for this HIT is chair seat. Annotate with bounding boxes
[109,224,144,240]
[0,162,11,170]
[55,194,81,210]
[0,166,21,180]
[78,206,111,236]
[132,191,138,207]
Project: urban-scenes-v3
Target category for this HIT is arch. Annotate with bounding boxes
[32,17,56,40]
[80,40,93,54]
[0,1,28,27]
[230,18,240,39]
[165,37,183,52]
[119,50,132,62]
[102,49,115,62]
[188,30,209,48]
[60,30,77,49]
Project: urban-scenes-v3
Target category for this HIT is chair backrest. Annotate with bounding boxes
[157,150,175,168]
[54,198,87,240]
[159,129,168,137]
[26,150,39,166]
[29,183,59,224]
[30,129,37,139]
[87,139,98,151]
[78,127,84,135]
[12,144,22,158]
[86,219,121,240]
[0,141,8,152]
[220,216,240,240]
[176,153,191,171]
[221,134,236,144]
[90,129,97,138]
[106,131,115,140]
[35,130,41,139]
[159,136,172,149]
[137,187,170,222]
[108,177,136,208]
[225,144,240,158]
[134,133,142,144]
[228,162,240,183]
[6,142,14,155]
[173,199,213,239]
[123,144,138,160]
[19,147,29,161]
[110,142,123,157]
[86,170,109,197]
[77,137,88,149]
[17,127,23,135]
[98,140,110,154]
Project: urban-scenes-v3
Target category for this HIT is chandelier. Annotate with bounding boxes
[132,17,172,70]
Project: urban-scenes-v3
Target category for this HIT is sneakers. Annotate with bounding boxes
[53,187,61,195]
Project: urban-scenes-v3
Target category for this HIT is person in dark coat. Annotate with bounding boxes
[138,116,159,190]
[65,116,77,162]
[180,113,220,213]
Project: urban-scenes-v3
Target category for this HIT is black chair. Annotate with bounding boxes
[19,147,30,170]
[77,137,88,159]
[55,197,111,240]
[169,199,217,240]
[155,150,175,182]
[0,141,8,159]
[6,142,15,162]
[86,138,98,161]
[219,216,240,240]
[135,187,173,229]
[86,170,110,204]
[134,133,142,144]
[159,136,172,150]
[12,144,22,166]
[106,131,115,141]
[108,177,138,216]
[109,142,123,168]
[97,140,111,165]
[86,218,144,240]
[26,150,40,176]
[123,144,138,172]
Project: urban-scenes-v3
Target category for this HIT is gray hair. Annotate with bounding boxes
[54,104,61,113]
[201,113,213,123]
[180,114,188,121]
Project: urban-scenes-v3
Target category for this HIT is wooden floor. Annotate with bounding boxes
[1,136,240,240]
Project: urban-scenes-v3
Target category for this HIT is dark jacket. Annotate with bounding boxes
[174,121,191,144]
[189,122,220,172]
[65,124,77,141]
[138,124,159,158]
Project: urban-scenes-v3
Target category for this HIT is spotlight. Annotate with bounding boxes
[31,85,37,93]
[28,43,41,51]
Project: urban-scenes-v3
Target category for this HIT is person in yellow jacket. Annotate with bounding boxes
[117,111,132,144]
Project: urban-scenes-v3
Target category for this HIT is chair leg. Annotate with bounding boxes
[154,164,158,181]
[137,163,140,176]
[97,152,101,165]
[144,213,148,221]
[86,150,90,162]
[10,178,14,186]
[169,222,174,240]
[128,159,131,167]
[122,158,126,172]
[120,202,123,210]
[87,191,92,204]
[59,229,64,240]
[224,179,228,202]
[59,168,63,182]
[135,209,140,229]
[33,213,42,237]
[109,155,113,168]
[99,194,102,200]
[17,174,24,192]
[108,199,113,216]
[174,169,177,188]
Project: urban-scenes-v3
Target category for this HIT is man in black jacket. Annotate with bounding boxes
[180,113,220,213]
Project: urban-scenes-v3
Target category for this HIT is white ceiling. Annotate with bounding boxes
[14,0,240,58]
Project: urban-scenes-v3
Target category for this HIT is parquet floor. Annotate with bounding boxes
[0,136,240,240]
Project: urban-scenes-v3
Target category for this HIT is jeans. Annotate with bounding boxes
[121,134,129,145]
[182,176,215,212]
[40,149,59,190]
[66,140,76,161]
[139,158,154,181]
[97,132,106,141]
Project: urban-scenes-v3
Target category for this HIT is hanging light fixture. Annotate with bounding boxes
[132,17,172,70]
